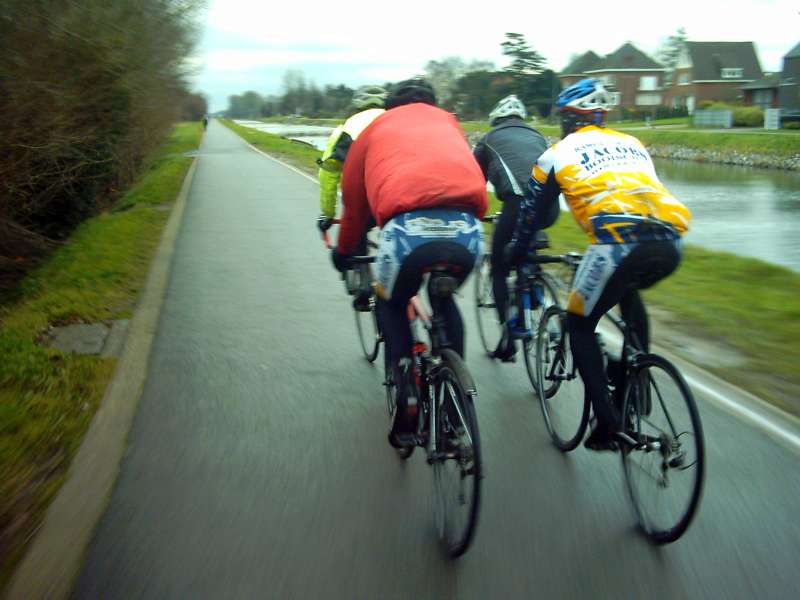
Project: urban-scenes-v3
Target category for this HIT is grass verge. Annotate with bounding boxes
[0,122,202,588]
[227,120,800,416]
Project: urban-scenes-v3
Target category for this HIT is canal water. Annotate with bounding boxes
[655,159,800,272]
[233,121,800,272]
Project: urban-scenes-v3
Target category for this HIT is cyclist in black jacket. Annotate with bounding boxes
[473,95,552,361]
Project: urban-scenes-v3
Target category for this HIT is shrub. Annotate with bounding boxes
[0,0,205,292]
[733,106,764,127]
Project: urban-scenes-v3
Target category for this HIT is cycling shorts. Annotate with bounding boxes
[568,237,682,317]
[376,208,483,301]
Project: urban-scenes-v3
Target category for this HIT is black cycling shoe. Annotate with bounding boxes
[388,359,418,448]
[491,329,517,362]
[352,291,372,312]
[583,420,619,452]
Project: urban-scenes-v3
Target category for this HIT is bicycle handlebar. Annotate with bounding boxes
[320,218,378,267]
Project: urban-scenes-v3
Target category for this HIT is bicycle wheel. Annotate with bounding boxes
[432,349,481,558]
[354,295,380,362]
[523,273,560,391]
[621,354,705,544]
[384,351,413,459]
[474,255,502,356]
[535,305,590,451]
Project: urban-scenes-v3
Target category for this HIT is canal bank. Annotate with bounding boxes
[646,143,800,171]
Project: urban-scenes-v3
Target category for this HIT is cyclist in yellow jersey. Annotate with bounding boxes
[316,85,387,231]
[505,78,692,451]
[316,85,387,310]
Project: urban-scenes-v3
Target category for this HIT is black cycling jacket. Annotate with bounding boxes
[473,117,548,202]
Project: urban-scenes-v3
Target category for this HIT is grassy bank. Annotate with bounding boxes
[488,194,800,416]
[633,129,800,157]
[0,122,202,587]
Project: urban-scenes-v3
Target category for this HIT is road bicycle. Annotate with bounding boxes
[474,212,559,389]
[533,252,705,544]
[323,225,482,557]
[322,220,381,362]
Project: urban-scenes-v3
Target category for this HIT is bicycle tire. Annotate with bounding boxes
[535,305,590,451]
[384,351,413,460]
[474,255,502,356]
[620,353,705,544]
[432,348,482,558]
[354,295,380,362]
[522,272,560,391]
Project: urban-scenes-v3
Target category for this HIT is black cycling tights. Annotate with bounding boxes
[489,196,521,322]
[566,241,681,430]
[377,241,475,367]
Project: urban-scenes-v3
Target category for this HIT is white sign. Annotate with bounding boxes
[764,108,781,130]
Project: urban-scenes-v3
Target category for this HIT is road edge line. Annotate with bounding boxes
[243,140,319,184]
[3,156,199,600]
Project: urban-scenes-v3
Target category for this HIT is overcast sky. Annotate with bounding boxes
[189,0,800,112]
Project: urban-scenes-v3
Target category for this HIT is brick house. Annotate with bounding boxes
[559,51,603,88]
[664,41,763,113]
[777,41,800,115]
[743,74,780,109]
[558,43,665,111]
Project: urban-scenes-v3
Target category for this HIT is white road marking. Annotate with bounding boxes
[244,141,320,184]
[682,372,800,453]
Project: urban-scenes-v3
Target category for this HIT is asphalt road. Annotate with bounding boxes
[73,121,800,599]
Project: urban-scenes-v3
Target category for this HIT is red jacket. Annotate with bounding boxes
[337,103,488,254]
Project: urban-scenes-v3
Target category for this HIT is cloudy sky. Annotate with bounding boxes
[190,0,800,112]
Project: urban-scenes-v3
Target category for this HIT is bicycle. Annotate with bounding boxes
[322,219,381,362]
[324,228,483,557]
[533,252,705,544]
[474,212,559,389]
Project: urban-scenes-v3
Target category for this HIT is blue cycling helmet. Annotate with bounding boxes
[556,78,611,113]
[556,78,611,136]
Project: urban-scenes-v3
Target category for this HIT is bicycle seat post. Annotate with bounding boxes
[428,269,458,355]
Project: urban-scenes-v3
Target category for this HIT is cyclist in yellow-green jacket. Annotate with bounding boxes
[316,85,387,310]
[316,85,387,232]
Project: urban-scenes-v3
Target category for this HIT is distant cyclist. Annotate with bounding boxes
[332,78,487,447]
[473,94,550,362]
[316,85,387,308]
[505,78,691,451]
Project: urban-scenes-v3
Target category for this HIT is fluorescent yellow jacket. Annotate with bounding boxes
[318,108,384,217]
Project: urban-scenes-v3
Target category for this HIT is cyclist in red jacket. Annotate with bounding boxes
[332,79,488,447]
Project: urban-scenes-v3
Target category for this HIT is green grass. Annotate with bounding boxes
[221,118,320,174]
[0,121,201,588]
[632,129,800,157]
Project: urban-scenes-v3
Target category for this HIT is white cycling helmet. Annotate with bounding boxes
[352,85,388,110]
[489,94,527,125]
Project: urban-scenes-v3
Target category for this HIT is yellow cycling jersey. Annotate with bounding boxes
[318,108,385,217]
[532,125,691,243]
